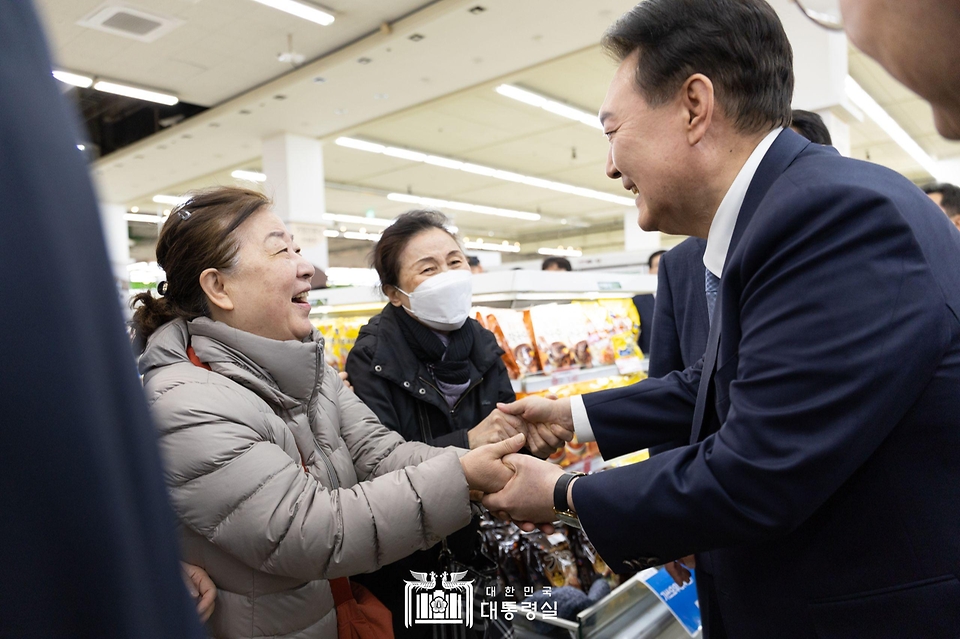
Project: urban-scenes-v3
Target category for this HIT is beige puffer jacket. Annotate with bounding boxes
[139,318,472,638]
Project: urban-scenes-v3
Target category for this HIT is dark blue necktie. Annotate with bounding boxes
[705,268,720,325]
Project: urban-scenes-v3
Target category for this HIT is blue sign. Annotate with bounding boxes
[639,567,701,636]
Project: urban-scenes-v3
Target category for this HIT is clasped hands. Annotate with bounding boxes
[460,395,578,530]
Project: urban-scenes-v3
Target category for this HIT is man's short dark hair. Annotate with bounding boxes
[542,257,573,271]
[647,250,666,269]
[602,0,793,135]
[467,255,480,268]
[922,182,960,217]
[790,109,833,146]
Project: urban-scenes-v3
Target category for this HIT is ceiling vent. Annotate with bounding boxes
[78,4,183,43]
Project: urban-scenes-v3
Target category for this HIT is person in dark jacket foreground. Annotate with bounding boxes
[347,210,565,637]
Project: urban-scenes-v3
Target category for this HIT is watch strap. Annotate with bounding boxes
[553,472,584,513]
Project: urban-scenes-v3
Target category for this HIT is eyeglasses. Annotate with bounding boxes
[792,0,844,31]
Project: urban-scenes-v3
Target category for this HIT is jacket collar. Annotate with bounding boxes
[368,304,502,399]
[726,128,811,269]
[140,317,323,407]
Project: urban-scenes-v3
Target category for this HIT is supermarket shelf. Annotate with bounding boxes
[511,358,648,394]
[309,270,657,316]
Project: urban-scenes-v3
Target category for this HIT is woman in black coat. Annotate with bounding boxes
[346,210,545,639]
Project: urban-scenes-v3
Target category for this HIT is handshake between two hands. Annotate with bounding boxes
[459,395,577,531]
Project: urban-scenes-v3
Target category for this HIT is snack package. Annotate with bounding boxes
[527,304,593,374]
[575,302,617,367]
[597,299,644,374]
[313,316,369,371]
[480,307,541,379]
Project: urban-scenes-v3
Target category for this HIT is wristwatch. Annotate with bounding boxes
[553,472,586,529]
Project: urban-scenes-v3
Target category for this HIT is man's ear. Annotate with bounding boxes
[681,73,714,146]
[199,268,234,312]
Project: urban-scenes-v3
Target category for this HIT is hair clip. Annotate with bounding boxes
[178,210,192,221]
[157,281,168,296]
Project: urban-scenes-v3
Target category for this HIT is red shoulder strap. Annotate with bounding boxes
[186,345,212,371]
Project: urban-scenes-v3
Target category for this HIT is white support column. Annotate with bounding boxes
[262,133,329,270]
[772,0,852,155]
[99,203,131,282]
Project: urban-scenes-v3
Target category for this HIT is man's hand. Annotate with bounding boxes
[482,452,566,524]
[497,396,575,457]
[460,433,526,494]
[467,409,525,449]
[664,555,695,586]
[182,562,216,623]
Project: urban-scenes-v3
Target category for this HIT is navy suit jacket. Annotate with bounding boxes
[648,237,709,378]
[0,2,202,636]
[632,293,656,354]
[573,129,960,637]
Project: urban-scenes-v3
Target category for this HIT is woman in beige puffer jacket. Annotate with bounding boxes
[131,187,521,638]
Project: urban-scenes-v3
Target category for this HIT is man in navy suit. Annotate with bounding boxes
[632,249,665,354]
[487,1,960,636]
[0,2,205,636]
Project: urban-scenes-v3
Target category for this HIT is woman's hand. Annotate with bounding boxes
[181,562,217,623]
[337,370,353,391]
[459,433,526,495]
[467,409,525,449]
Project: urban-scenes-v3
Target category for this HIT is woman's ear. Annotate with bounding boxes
[384,284,404,308]
[199,268,234,312]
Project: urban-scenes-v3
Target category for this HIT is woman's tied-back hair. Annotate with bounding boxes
[130,186,270,349]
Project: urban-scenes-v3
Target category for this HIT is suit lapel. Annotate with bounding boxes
[689,129,810,444]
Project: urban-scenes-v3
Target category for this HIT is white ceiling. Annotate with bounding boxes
[35,0,434,106]
[36,0,960,264]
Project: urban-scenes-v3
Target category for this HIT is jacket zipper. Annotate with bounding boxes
[418,375,484,415]
[311,341,339,490]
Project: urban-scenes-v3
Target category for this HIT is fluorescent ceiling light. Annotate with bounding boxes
[323,213,395,228]
[538,246,582,257]
[342,231,383,242]
[496,84,603,130]
[94,80,178,106]
[125,213,169,224]
[152,194,188,206]
[387,192,541,222]
[845,76,944,180]
[463,239,521,253]
[232,170,267,182]
[335,137,633,207]
[53,70,93,88]
[323,230,340,238]
[250,0,335,26]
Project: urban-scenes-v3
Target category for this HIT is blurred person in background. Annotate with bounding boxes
[922,182,960,230]
[346,209,563,638]
[789,109,833,145]
[632,249,665,354]
[839,0,960,139]
[131,189,521,638]
[541,256,573,270]
[0,1,207,636]
[468,254,484,273]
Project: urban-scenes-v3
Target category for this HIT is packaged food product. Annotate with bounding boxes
[528,304,593,374]
[481,307,541,379]
[575,302,617,367]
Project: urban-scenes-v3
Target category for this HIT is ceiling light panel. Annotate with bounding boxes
[335,137,633,206]
[496,84,602,130]
[152,194,187,205]
[231,170,267,182]
[538,246,582,257]
[53,70,93,88]
[323,213,395,228]
[387,192,540,221]
[94,81,178,105]
[250,0,335,26]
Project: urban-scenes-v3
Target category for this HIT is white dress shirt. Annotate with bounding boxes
[571,128,783,443]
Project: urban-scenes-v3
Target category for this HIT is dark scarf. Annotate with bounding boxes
[389,303,474,385]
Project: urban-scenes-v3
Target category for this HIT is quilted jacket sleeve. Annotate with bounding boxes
[151,372,471,583]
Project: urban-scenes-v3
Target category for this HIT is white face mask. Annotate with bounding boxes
[395,269,473,331]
